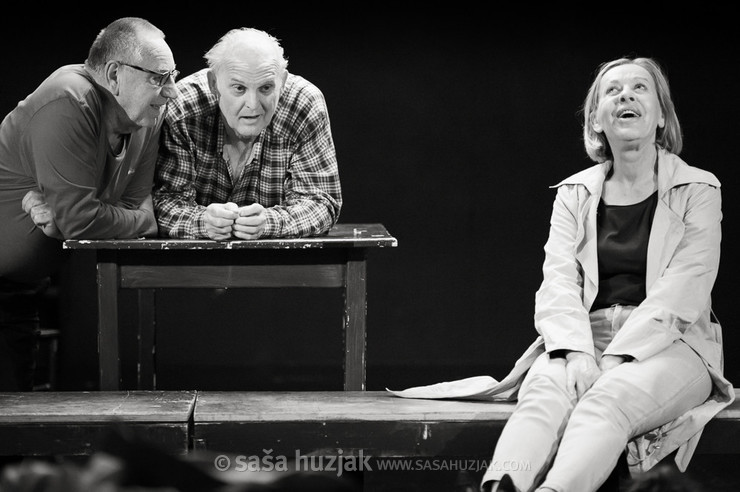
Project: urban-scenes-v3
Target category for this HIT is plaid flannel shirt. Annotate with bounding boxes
[153,69,342,239]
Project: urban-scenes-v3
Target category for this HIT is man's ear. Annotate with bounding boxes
[104,61,122,96]
[280,69,288,88]
[207,69,219,98]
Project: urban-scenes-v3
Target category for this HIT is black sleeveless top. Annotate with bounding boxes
[592,191,658,311]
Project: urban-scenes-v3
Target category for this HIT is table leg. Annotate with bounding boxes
[97,258,120,390]
[344,249,367,390]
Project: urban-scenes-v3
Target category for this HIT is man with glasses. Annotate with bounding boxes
[116,62,180,90]
[0,17,179,390]
[153,27,342,240]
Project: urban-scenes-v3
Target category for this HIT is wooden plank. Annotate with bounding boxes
[0,391,197,456]
[193,391,515,422]
[120,264,345,289]
[0,423,190,456]
[0,391,197,423]
[192,390,740,458]
[192,392,508,457]
[193,420,505,458]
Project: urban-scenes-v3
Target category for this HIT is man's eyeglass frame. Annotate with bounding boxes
[117,61,179,87]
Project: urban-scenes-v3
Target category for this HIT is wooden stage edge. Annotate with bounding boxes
[1,390,739,458]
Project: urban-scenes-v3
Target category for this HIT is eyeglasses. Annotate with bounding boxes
[117,61,179,87]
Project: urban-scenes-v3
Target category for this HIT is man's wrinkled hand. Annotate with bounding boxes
[233,203,266,240]
[204,202,239,240]
[22,190,63,239]
[22,190,45,214]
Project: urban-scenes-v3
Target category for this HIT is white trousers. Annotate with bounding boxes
[485,305,712,492]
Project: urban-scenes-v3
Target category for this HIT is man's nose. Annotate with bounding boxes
[240,89,261,110]
[161,79,181,100]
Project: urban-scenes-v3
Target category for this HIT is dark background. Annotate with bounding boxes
[2,6,738,392]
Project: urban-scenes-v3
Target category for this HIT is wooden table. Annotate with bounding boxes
[0,391,196,456]
[63,223,397,391]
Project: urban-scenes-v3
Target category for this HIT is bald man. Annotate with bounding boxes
[153,27,342,240]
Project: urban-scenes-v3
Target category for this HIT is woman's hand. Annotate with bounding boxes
[599,354,630,373]
[565,351,601,400]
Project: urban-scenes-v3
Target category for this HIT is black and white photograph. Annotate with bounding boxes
[1,5,738,491]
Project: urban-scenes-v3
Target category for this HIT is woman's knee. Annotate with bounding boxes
[572,360,711,438]
[519,356,573,405]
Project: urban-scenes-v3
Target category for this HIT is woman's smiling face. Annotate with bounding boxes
[592,63,665,148]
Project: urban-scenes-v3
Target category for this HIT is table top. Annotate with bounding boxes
[63,223,397,250]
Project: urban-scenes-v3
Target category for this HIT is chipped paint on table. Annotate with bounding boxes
[63,223,398,250]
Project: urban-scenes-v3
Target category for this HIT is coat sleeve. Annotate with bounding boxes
[534,184,596,357]
[605,183,722,361]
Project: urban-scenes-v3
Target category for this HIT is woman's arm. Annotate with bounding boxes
[534,184,595,357]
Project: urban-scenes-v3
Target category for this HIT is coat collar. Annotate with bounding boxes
[551,148,721,196]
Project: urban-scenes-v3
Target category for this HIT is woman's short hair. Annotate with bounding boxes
[582,56,682,163]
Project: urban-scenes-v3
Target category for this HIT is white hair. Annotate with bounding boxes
[204,27,288,73]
